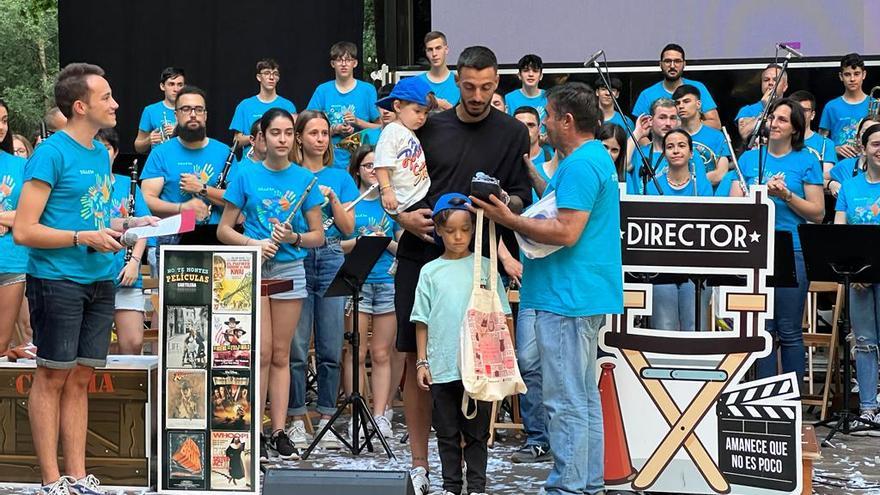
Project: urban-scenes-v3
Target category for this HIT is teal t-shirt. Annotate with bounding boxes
[521,140,623,317]
[416,72,461,105]
[632,78,717,118]
[646,165,714,197]
[137,100,176,134]
[351,196,399,284]
[312,167,359,240]
[0,151,28,274]
[307,80,380,168]
[110,174,150,288]
[223,162,324,263]
[529,146,555,203]
[505,89,548,123]
[829,156,863,185]
[605,112,634,131]
[140,137,233,224]
[24,132,116,283]
[627,144,709,195]
[691,125,731,172]
[836,173,880,224]
[229,94,297,135]
[804,132,838,166]
[410,254,511,384]
[819,95,870,148]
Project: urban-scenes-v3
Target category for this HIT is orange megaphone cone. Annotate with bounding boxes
[599,361,636,484]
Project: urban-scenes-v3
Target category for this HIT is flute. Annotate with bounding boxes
[721,127,749,196]
[159,114,171,142]
[322,183,379,230]
[124,159,139,263]
[272,177,319,247]
[205,141,239,218]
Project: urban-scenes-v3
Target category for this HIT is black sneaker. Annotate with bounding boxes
[260,434,270,461]
[269,429,300,459]
[511,444,552,463]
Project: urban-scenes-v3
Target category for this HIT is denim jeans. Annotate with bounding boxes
[517,308,549,449]
[288,242,346,416]
[536,311,605,495]
[652,281,712,331]
[850,283,880,411]
[756,250,808,383]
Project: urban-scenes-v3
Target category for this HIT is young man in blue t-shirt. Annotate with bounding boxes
[474,82,623,495]
[736,64,788,142]
[673,84,731,186]
[306,41,380,168]
[133,66,185,153]
[595,76,635,132]
[229,58,298,148]
[417,31,459,111]
[505,54,548,124]
[791,90,838,185]
[631,43,721,129]
[14,63,155,495]
[820,53,871,159]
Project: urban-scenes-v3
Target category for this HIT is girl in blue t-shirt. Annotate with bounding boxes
[0,99,28,351]
[646,129,713,331]
[219,108,325,460]
[340,145,404,440]
[598,122,628,183]
[731,98,826,383]
[834,123,880,426]
[827,116,879,196]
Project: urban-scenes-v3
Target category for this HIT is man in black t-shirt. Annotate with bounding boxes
[394,45,531,494]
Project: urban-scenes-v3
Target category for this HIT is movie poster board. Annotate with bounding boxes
[158,246,260,494]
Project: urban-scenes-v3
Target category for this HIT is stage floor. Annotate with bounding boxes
[1,409,877,494]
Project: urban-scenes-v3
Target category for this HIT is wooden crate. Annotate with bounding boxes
[0,356,157,488]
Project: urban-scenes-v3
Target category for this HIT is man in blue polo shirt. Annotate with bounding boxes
[133,66,185,153]
[417,31,460,111]
[229,58,298,148]
[474,82,623,495]
[735,64,788,142]
[632,43,720,129]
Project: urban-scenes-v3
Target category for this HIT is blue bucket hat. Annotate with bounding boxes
[376,76,433,111]
[432,193,472,246]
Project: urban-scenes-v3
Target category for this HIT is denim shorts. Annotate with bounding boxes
[262,259,308,300]
[115,287,145,312]
[352,282,395,315]
[0,272,26,288]
[26,275,116,369]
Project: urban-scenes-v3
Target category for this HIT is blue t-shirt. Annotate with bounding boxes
[363,126,382,146]
[819,95,870,148]
[307,80,380,168]
[691,125,731,172]
[804,132,838,166]
[233,153,261,169]
[714,170,738,197]
[521,140,623,317]
[351,196,399,284]
[627,145,709,195]
[505,89,548,123]
[137,100,176,134]
[0,151,28,274]
[311,167,359,240]
[24,132,115,283]
[646,167,714,196]
[836,173,880,225]
[140,138,233,224]
[417,72,460,105]
[529,146,555,203]
[738,148,823,250]
[110,174,150,288]
[223,162,324,263]
[735,101,764,123]
[829,156,864,185]
[410,254,510,384]
[605,112,634,131]
[229,94,297,135]
[632,78,717,118]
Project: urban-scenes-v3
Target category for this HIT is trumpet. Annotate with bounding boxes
[869,86,880,119]
[322,183,379,230]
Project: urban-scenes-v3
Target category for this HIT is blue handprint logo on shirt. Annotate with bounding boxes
[0,175,15,236]
[258,190,298,224]
[80,174,113,229]
[328,104,355,127]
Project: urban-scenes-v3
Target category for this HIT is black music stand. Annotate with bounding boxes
[800,224,880,445]
[301,236,395,460]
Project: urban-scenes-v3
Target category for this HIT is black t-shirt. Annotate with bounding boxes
[398,107,531,262]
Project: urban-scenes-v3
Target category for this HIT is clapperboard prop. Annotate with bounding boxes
[717,375,801,493]
[599,185,803,495]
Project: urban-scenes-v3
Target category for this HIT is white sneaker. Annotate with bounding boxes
[68,474,105,495]
[411,466,430,495]
[41,477,73,495]
[469,493,489,495]
[286,419,310,448]
[384,405,394,422]
[348,419,366,443]
[317,418,342,450]
[430,491,456,495]
[374,414,394,439]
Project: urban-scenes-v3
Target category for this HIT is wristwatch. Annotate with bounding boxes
[198,184,208,197]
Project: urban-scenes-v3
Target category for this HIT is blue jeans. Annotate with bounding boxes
[517,308,549,449]
[288,242,346,416]
[756,250,808,383]
[850,284,880,411]
[652,281,711,331]
[536,311,604,495]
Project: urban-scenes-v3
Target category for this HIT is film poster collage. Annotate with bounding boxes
[163,249,256,492]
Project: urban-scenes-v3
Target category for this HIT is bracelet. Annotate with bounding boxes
[379,184,393,192]
[177,203,182,213]
[293,232,302,247]
[72,231,79,247]
[784,190,794,203]
[415,359,430,370]
[244,238,251,246]
[130,256,141,263]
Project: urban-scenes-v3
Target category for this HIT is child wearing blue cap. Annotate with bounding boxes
[410,193,511,495]
[374,76,436,215]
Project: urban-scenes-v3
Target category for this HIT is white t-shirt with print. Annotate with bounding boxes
[373,121,430,214]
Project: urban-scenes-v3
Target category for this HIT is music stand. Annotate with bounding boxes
[799,224,880,445]
[300,236,395,460]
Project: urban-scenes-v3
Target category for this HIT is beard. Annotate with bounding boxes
[663,71,682,83]
[177,123,206,142]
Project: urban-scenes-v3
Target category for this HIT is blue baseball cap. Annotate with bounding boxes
[376,76,433,111]
[432,193,472,246]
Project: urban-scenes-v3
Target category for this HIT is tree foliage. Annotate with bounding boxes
[0,0,59,139]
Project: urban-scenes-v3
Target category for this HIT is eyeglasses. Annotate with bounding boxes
[662,58,684,66]
[333,57,356,65]
[360,161,375,170]
[259,70,280,78]
[177,106,206,115]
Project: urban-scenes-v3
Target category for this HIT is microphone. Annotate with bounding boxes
[120,230,139,247]
[776,43,803,58]
[583,49,605,67]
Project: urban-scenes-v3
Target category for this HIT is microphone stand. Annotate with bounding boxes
[588,53,663,195]
[747,49,797,185]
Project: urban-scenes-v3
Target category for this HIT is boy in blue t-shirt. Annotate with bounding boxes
[595,76,634,132]
[307,41,380,169]
[791,90,838,185]
[505,54,548,127]
[134,66,185,153]
[819,53,870,159]
[229,58,298,148]
[417,31,459,111]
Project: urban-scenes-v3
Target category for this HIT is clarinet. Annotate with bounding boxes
[273,177,319,247]
[205,141,239,218]
[124,159,139,263]
[39,121,49,140]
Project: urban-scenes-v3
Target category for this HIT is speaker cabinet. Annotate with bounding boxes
[263,469,415,495]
